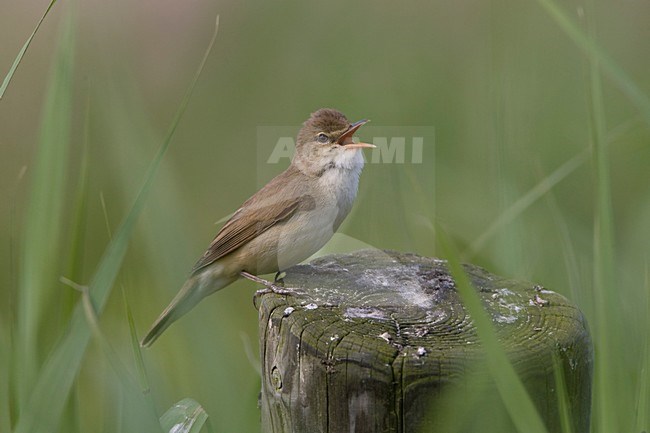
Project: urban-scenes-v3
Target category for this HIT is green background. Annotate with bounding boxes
[1,0,648,432]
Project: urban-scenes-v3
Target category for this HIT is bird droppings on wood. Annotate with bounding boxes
[491,288,524,324]
[357,267,436,309]
[344,307,389,321]
[378,332,392,343]
[495,314,517,324]
[282,306,295,317]
[410,325,430,338]
[531,294,550,307]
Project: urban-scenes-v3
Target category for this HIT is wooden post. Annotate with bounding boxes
[255,250,592,433]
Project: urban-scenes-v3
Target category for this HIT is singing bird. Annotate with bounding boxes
[141,108,374,347]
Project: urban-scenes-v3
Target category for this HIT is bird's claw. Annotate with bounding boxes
[255,286,297,296]
[274,271,286,286]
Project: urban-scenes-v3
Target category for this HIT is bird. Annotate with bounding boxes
[140,108,374,347]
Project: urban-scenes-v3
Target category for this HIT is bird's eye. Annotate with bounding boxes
[317,133,329,143]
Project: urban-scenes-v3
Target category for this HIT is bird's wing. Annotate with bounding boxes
[190,197,302,275]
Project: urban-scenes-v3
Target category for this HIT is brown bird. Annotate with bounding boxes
[141,108,374,347]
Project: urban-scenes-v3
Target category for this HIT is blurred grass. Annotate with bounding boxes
[465,148,589,259]
[7,7,219,432]
[553,354,575,433]
[0,325,10,433]
[635,266,649,432]
[159,398,212,433]
[0,0,58,100]
[1,0,649,432]
[13,0,74,418]
[582,1,617,431]
[534,0,650,126]
[438,226,548,433]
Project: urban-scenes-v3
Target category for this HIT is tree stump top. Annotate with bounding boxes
[256,249,587,362]
[256,249,592,433]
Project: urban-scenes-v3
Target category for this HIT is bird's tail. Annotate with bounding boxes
[140,272,235,347]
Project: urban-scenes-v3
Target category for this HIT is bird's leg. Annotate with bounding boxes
[239,271,273,287]
[240,271,295,296]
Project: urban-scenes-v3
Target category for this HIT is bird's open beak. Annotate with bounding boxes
[337,119,375,149]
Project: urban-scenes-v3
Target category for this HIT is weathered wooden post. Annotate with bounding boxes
[255,250,592,433]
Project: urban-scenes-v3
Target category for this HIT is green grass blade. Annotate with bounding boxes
[58,278,139,388]
[552,354,574,433]
[13,16,220,433]
[534,0,650,127]
[160,399,209,433]
[0,0,59,100]
[0,326,10,432]
[437,225,549,433]
[543,190,582,302]
[62,95,90,323]
[635,266,649,432]
[465,111,637,260]
[60,278,162,431]
[56,88,92,433]
[581,4,617,432]
[14,3,74,412]
[123,287,151,394]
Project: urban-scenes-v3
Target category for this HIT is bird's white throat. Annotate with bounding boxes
[318,149,364,192]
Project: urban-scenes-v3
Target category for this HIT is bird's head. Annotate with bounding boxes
[293,108,374,175]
